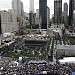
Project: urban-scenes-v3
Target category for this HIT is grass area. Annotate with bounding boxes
[2,34,75,59]
[0,45,48,58]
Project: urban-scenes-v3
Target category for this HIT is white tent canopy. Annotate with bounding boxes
[28,60,48,64]
[59,57,75,64]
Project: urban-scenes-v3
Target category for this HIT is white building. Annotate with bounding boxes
[36,9,39,18]
[48,26,62,38]
[0,10,18,34]
[35,9,39,25]
[24,12,29,26]
[2,32,15,41]
[21,1,24,16]
[47,6,50,29]
[12,0,24,17]
[56,45,75,58]
[29,0,34,13]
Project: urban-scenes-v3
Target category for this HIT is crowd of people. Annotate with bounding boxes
[0,60,75,75]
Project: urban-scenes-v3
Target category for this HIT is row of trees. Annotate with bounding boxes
[25,24,39,29]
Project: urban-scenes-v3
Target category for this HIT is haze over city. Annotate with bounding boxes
[0,0,75,75]
[0,0,69,18]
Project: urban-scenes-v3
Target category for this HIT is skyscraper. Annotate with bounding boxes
[39,0,47,29]
[69,0,74,26]
[0,14,1,45]
[35,9,39,26]
[36,9,39,18]
[21,1,24,16]
[30,0,34,13]
[63,3,68,27]
[0,14,1,34]
[73,0,75,31]
[29,0,35,29]
[47,6,50,29]
[54,0,62,25]
[12,0,21,18]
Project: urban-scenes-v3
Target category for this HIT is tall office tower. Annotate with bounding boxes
[74,0,75,10]
[0,14,1,34]
[24,12,30,26]
[21,1,24,16]
[12,0,21,17]
[36,9,39,18]
[0,15,2,45]
[35,9,39,26]
[54,0,62,25]
[47,6,50,29]
[29,0,34,29]
[69,0,74,26]
[39,0,47,29]
[30,0,34,13]
[63,3,68,27]
[73,0,75,31]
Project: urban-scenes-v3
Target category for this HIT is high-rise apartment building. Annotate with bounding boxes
[54,0,62,25]
[39,0,47,29]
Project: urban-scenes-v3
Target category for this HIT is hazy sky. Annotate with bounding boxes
[0,0,69,17]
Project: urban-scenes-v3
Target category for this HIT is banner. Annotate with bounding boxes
[72,72,75,75]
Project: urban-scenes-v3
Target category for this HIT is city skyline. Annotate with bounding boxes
[0,0,69,18]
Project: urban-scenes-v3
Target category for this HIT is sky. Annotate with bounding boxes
[0,0,69,18]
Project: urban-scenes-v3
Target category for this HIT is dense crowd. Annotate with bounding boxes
[0,60,75,75]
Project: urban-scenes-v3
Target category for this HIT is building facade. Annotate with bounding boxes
[69,0,74,26]
[35,9,39,26]
[12,0,21,17]
[0,14,1,34]
[21,2,24,16]
[63,3,68,27]
[36,9,39,18]
[12,0,24,22]
[29,0,35,29]
[0,10,18,34]
[54,0,62,25]
[24,12,29,26]
[0,36,1,45]
[39,0,47,29]
[29,0,34,13]
[47,6,50,29]
[29,12,35,29]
